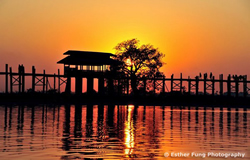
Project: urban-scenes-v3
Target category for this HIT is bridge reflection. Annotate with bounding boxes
[0,105,249,159]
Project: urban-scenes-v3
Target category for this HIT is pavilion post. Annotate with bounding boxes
[98,77,104,95]
[75,76,82,94]
[65,76,71,94]
[108,77,114,95]
[87,77,93,95]
[117,78,121,95]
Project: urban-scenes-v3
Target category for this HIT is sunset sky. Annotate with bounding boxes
[1,0,250,91]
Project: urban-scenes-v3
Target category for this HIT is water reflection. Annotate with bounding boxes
[74,104,82,138]
[124,105,135,156]
[0,105,249,159]
[227,108,231,137]
[86,104,93,138]
[97,105,104,142]
[62,105,71,151]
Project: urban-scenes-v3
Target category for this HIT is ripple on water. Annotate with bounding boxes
[0,105,249,159]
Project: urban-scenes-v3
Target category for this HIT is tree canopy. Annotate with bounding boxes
[113,38,165,93]
[114,38,165,78]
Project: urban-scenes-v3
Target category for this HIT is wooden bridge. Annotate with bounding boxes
[1,63,250,97]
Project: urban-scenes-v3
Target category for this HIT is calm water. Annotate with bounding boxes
[0,105,249,160]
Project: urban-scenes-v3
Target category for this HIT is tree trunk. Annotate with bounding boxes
[131,74,138,95]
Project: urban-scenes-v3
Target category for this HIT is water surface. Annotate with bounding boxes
[0,105,249,160]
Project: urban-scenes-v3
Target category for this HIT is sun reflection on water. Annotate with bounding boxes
[124,105,135,156]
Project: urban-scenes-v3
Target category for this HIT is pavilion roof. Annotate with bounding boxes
[57,50,120,65]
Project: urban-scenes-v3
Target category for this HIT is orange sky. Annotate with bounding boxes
[0,0,250,91]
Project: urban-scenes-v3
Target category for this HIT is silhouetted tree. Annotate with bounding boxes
[113,38,165,94]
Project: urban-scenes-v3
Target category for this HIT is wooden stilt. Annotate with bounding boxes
[153,76,156,94]
[188,76,191,94]
[127,77,129,94]
[212,76,215,96]
[43,70,45,93]
[2,65,250,98]
[171,74,174,92]
[142,77,146,95]
[243,75,247,97]
[204,73,207,95]
[18,65,21,93]
[227,74,231,96]
[195,76,199,96]
[58,69,60,93]
[219,74,223,96]
[180,73,183,92]
[5,64,8,93]
[45,76,48,92]
[162,76,165,93]
[235,76,239,97]
[32,66,36,92]
[22,65,25,93]
[9,67,13,93]
[53,73,56,90]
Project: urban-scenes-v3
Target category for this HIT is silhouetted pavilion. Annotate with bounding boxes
[57,50,120,94]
